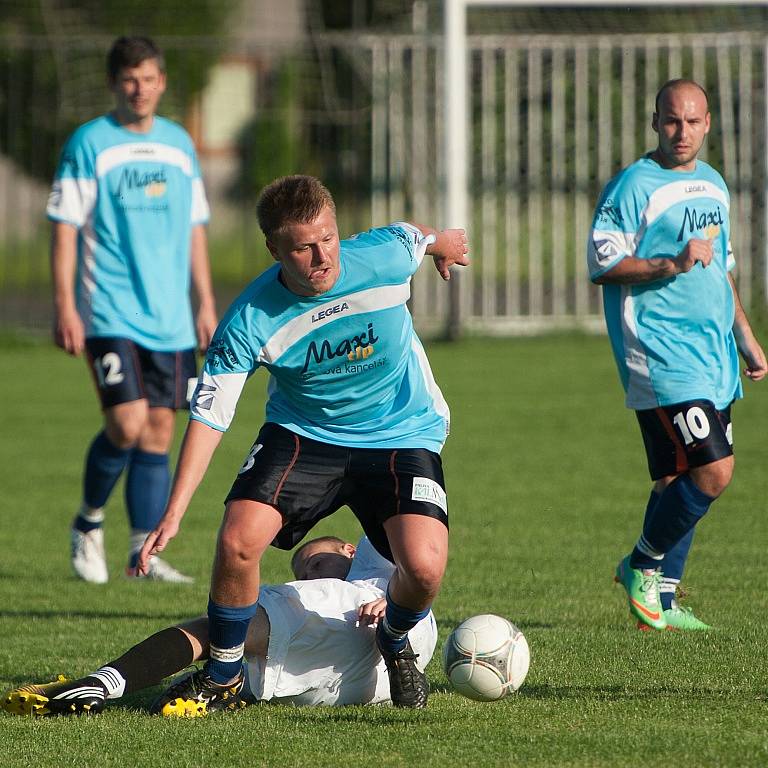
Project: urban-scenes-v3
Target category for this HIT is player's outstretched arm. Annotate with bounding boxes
[411,224,470,280]
[730,274,767,382]
[136,419,224,574]
[190,224,217,352]
[594,238,713,285]
[50,221,85,356]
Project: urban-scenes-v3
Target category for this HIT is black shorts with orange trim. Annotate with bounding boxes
[225,423,449,561]
[85,337,197,410]
[636,399,733,480]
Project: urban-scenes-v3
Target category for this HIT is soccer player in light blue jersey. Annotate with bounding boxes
[48,37,217,584]
[137,175,469,709]
[588,79,766,631]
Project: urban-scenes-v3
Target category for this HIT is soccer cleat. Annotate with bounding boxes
[637,605,711,632]
[71,527,108,584]
[125,556,194,583]
[377,640,429,709]
[614,556,666,630]
[150,668,247,717]
[2,675,106,717]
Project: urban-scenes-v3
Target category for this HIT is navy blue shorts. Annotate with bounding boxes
[636,399,733,480]
[85,337,197,410]
[225,423,449,561]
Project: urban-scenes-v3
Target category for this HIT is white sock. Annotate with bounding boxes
[129,529,150,557]
[78,505,105,524]
[91,666,126,699]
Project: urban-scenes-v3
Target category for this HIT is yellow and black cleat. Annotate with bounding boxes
[151,668,248,717]
[2,675,106,717]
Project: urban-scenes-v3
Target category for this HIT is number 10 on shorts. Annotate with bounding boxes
[672,406,710,445]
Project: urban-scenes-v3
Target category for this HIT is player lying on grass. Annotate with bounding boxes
[1,536,436,716]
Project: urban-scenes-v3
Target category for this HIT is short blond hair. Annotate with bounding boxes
[256,175,336,238]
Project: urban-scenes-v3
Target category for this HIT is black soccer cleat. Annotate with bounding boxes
[150,668,248,717]
[2,675,107,717]
[377,638,429,709]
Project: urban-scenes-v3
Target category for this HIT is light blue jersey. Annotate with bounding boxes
[190,223,450,452]
[588,155,740,411]
[47,114,210,351]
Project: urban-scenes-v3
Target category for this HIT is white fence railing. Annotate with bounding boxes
[1,32,765,334]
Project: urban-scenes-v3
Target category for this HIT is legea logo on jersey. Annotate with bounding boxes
[117,168,168,199]
[677,205,724,242]
[301,322,379,374]
[311,302,350,323]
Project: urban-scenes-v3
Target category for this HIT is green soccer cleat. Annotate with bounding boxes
[636,604,711,631]
[614,556,666,630]
[2,675,106,717]
[150,668,248,717]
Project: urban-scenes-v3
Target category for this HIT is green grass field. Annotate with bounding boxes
[1,334,767,767]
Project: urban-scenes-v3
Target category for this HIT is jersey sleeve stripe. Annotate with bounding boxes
[587,229,635,279]
[191,177,210,224]
[189,370,248,431]
[46,178,98,227]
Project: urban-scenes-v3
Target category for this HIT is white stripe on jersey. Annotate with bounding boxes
[78,217,99,336]
[640,179,729,230]
[620,285,656,406]
[588,229,636,276]
[410,336,450,441]
[257,283,411,365]
[47,177,98,227]
[190,370,248,431]
[191,177,210,224]
[95,142,194,178]
[390,221,435,265]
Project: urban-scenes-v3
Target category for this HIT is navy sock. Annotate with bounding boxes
[376,588,431,655]
[125,450,170,533]
[644,474,714,553]
[205,596,259,683]
[641,489,660,530]
[641,487,695,583]
[83,431,131,509]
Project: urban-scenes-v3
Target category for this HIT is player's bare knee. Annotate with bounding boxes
[690,456,734,498]
[105,420,142,448]
[399,561,444,601]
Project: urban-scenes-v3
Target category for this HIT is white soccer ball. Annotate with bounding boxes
[442,614,530,702]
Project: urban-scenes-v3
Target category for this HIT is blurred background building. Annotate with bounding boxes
[1,1,766,335]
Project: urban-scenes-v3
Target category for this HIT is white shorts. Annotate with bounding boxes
[245,576,437,706]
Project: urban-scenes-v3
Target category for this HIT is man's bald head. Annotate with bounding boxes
[655,79,709,114]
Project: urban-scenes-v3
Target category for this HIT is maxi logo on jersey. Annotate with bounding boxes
[116,168,168,199]
[301,322,379,375]
[677,205,724,242]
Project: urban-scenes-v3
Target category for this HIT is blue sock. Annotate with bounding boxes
[640,487,695,586]
[641,489,660,530]
[125,450,171,568]
[376,587,431,655]
[644,474,714,554]
[205,596,259,683]
[659,578,679,611]
[83,431,131,510]
[125,450,170,530]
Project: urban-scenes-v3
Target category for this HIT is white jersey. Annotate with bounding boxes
[245,537,437,706]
